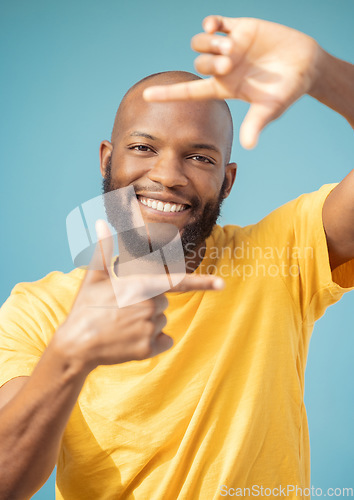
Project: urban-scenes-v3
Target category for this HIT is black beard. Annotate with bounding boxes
[102,157,227,258]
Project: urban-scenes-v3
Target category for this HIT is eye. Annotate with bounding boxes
[129,144,154,152]
[190,155,215,165]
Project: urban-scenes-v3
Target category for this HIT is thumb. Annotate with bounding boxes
[240,102,283,149]
[85,219,114,283]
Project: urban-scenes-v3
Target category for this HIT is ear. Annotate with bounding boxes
[99,140,113,178]
[222,162,237,199]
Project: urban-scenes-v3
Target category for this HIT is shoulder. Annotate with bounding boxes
[239,183,338,247]
[6,268,85,301]
[1,268,86,326]
[206,183,339,261]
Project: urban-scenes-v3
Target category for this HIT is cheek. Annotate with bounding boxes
[190,171,224,199]
[111,157,148,186]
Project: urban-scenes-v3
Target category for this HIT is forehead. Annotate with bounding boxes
[117,91,231,153]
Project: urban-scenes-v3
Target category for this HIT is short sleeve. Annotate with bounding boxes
[0,269,83,389]
[292,184,354,324]
[0,285,46,388]
[248,183,354,324]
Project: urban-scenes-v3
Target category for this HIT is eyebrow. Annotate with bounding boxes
[189,143,220,154]
[130,131,157,140]
[129,131,221,155]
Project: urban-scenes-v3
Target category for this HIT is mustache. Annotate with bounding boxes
[132,183,201,210]
[102,159,201,210]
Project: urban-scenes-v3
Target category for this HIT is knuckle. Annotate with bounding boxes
[145,299,156,316]
[215,56,233,74]
[161,314,168,330]
[138,300,155,318]
[135,338,153,360]
[143,320,155,338]
[156,295,168,313]
[162,295,169,310]
[228,38,236,52]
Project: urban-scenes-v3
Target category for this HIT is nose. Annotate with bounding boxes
[147,153,188,188]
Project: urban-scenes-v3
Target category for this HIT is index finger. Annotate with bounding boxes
[114,273,224,296]
[143,78,220,102]
[110,273,224,308]
[169,274,224,293]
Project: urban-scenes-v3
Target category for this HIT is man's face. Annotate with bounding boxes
[100,86,236,257]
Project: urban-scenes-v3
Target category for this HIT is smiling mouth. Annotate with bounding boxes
[137,195,190,213]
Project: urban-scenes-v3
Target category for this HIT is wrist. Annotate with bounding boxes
[48,318,96,382]
[307,42,334,100]
[306,48,354,128]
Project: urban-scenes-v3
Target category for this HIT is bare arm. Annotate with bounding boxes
[0,345,88,499]
[0,221,223,498]
[310,51,354,270]
[309,51,354,129]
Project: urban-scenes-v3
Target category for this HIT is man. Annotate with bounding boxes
[0,14,353,499]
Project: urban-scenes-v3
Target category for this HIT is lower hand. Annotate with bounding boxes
[55,220,224,373]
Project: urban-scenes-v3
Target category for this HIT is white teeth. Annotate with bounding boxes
[138,196,187,213]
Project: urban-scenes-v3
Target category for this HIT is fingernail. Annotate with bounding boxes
[204,19,214,33]
[212,38,231,55]
[213,277,225,290]
[95,219,106,239]
[143,87,162,101]
[216,57,230,73]
[143,88,154,101]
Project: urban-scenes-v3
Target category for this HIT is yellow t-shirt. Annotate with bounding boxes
[0,184,353,500]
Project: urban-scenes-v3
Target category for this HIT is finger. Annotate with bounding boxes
[150,333,174,358]
[194,54,233,76]
[143,78,221,102]
[152,314,168,338]
[169,274,224,293]
[192,31,253,68]
[153,294,169,316]
[191,33,233,56]
[111,273,224,307]
[202,15,236,34]
[85,219,114,284]
[240,102,284,149]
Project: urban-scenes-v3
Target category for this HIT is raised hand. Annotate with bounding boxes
[55,220,224,372]
[143,15,322,149]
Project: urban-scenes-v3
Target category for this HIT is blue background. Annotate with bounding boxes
[1,0,353,497]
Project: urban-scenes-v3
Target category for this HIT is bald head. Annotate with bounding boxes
[111,71,234,164]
